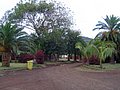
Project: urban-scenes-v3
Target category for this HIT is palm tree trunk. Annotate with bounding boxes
[2,52,11,67]
[100,59,103,69]
[86,57,89,65]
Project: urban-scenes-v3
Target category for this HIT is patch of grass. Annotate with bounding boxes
[0,63,26,70]
[33,63,46,68]
[0,60,68,71]
[45,61,58,65]
[45,60,73,66]
[88,64,120,70]
[103,63,120,70]
[0,62,45,71]
[76,63,120,72]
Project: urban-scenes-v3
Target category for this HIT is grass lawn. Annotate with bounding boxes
[0,61,66,71]
[0,62,45,71]
[1,61,120,72]
[76,63,120,72]
[0,62,27,70]
[92,64,120,70]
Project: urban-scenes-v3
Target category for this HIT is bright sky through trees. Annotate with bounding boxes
[0,0,120,38]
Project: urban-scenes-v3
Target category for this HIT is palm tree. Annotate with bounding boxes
[66,30,82,61]
[93,15,120,62]
[0,22,28,67]
[91,39,116,68]
[93,15,120,41]
[76,41,99,64]
[93,15,120,31]
[76,39,116,68]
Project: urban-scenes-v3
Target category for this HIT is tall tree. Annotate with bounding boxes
[7,0,72,36]
[66,29,82,61]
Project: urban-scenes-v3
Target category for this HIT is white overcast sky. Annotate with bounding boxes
[0,0,120,38]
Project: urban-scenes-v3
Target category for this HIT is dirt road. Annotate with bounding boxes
[0,63,120,90]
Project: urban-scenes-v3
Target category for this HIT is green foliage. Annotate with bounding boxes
[95,40,116,68]
[2,0,75,57]
[26,33,41,54]
[92,40,116,60]
[84,44,99,58]
[93,15,120,44]
[0,22,28,52]
[0,22,28,67]
[44,29,67,55]
[93,15,120,31]
[93,15,120,63]
[77,38,117,68]
[7,0,72,37]
[102,48,116,60]
[75,42,84,50]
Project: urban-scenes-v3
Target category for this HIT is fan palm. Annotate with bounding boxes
[0,22,28,67]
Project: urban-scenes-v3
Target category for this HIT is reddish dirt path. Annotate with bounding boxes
[0,63,120,90]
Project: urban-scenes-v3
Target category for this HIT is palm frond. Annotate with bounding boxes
[84,44,99,58]
[0,22,28,53]
[102,47,116,61]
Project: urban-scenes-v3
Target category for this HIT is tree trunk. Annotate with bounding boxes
[86,58,89,65]
[54,54,58,61]
[68,54,70,61]
[79,54,82,62]
[100,59,103,69]
[2,52,11,67]
[74,49,77,62]
[57,54,59,61]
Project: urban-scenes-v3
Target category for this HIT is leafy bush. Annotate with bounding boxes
[35,50,44,64]
[17,53,34,63]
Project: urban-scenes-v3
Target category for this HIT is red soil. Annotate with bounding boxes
[0,63,120,90]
